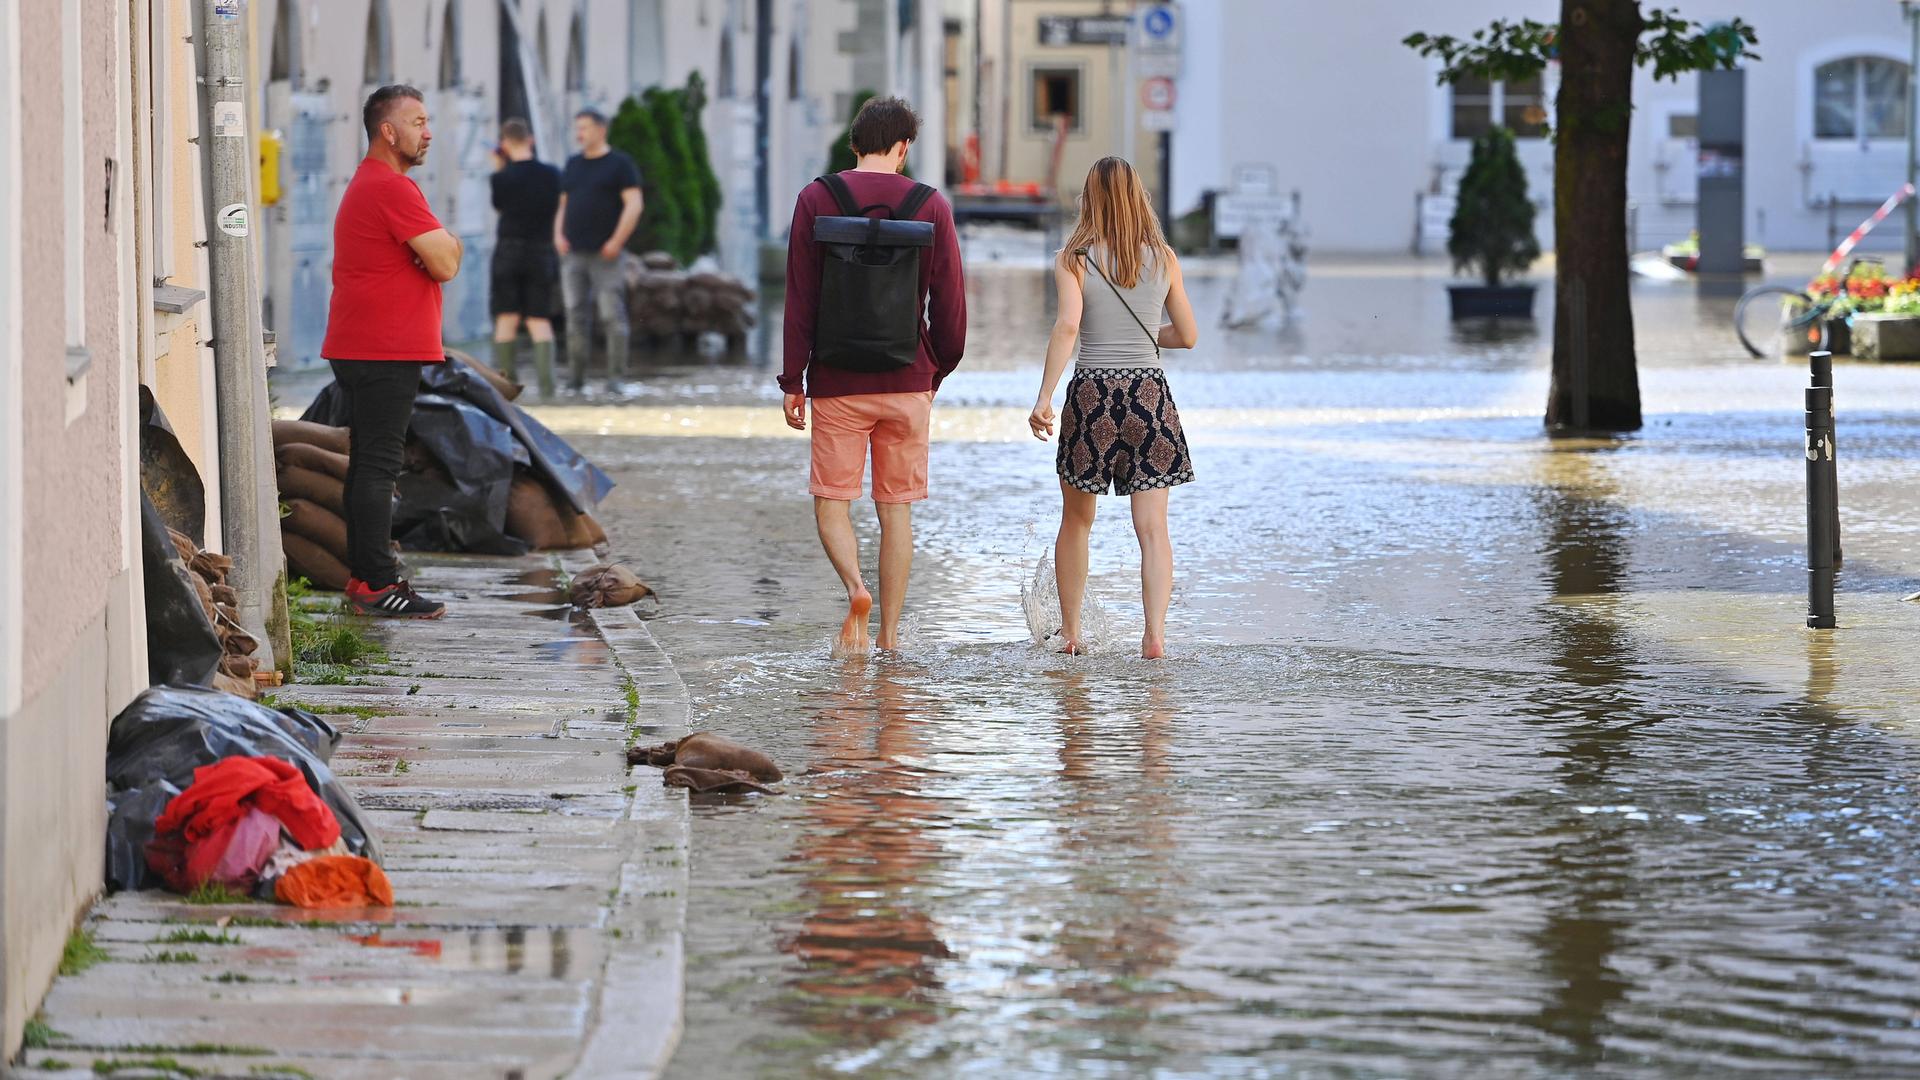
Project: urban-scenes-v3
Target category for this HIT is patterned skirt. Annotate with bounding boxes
[1056,367,1195,496]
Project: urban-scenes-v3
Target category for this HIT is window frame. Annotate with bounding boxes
[1449,75,1548,141]
[1813,54,1911,145]
[1029,63,1084,134]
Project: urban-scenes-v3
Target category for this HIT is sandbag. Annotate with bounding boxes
[446,347,523,402]
[276,441,350,482]
[278,465,345,516]
[570,563,651,608]
[282,498,348,561]
[272,419,350,455]
[283,532,350,592]
[104,684,380,891]
[504,472,570,550]
[561,507,608,550]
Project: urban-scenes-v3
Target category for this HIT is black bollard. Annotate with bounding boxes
[1806,383,1837,629]
[1809,350,1842,567]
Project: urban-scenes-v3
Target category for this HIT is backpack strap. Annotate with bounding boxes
[1079,249,1161,360]
[896,183,937,221]
[816,174,861,217]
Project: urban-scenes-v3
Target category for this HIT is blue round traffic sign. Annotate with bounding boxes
[1143,6,1175,38]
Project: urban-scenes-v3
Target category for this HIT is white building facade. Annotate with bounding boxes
[1172,0,1918,255]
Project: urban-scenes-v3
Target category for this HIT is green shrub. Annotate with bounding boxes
[608,75,725,266]
[1448,126,1539,287]
[827,90,877,176]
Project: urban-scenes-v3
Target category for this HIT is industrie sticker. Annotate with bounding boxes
[216,203,249,237]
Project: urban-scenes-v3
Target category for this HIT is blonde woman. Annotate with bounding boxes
[1029,157,1199,659]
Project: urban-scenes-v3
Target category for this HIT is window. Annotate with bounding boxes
[1452,75,1547,139]
[788,37,800,101]
[564,13,584,93]
[1816,56,1909,141]
[437,1,461,89]
[1667,112,1698,139]
[363,0,392,85]
[1031,67,1081,132]
[269,0,297,83]
[717,32,734,98]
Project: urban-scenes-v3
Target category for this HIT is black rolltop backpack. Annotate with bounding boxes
[810,173,936,372]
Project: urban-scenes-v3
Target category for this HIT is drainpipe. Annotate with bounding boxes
[1907,0,1918,271]
[197,0,285,671]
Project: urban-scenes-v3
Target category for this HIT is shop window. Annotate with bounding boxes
[1816,56,1909,142]
[1031,67,1080,132]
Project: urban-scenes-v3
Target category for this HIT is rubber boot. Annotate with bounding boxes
[567,333,590,394]
[531,340,556,401]
[606,331,630,393]
[491,337,519,382]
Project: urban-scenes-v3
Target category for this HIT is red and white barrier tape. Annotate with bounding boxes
[1817,183,1915,280]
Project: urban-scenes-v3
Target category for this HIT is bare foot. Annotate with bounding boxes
[833,587,873,657]
[1141,635,1166,660]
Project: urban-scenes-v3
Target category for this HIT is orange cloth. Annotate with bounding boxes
[808,391,934,504]
[274,854,394,908]
[150,756,341,891]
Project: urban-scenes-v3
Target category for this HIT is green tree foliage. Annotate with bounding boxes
[1448,127,1539,287]
[607,75,726,265]
[827,90,878,176]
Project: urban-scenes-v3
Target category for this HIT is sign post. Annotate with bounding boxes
[1133,3,1181,225]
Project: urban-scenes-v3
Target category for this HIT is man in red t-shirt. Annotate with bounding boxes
[781,97,966,655]
[320,85,464,618]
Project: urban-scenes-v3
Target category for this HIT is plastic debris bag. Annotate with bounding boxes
[104,684,381,891]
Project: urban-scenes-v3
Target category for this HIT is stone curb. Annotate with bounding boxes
[571,598,691,1080]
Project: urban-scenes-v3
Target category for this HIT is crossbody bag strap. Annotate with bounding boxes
[1080,249,1161,360]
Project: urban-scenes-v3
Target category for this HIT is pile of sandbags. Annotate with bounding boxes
[272,419,352,591]
[623,251,757,349]
[505,467,609,551]
[164,528,261,698]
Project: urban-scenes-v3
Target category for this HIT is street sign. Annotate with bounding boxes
[1039,14,1129,47]
[1137,3,1181,53]
[1142,109,1176,133]
[1140,76,1176,112]
[1214,193,1293,238]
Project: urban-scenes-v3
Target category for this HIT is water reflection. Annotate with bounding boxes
[1527,447,1639,1064]
[1044,673,1184,1030]
[781,664,953,1041]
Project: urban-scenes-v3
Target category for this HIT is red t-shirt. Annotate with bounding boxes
[321,158,447,361]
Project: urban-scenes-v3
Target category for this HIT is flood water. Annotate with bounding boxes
[576,243,1920,1077]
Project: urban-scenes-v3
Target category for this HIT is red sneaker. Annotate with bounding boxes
[345,578,447,619]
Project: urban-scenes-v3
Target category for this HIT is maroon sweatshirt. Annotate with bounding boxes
[780,170,967,398]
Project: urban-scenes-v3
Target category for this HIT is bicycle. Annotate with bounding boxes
[1732,257,1883,360]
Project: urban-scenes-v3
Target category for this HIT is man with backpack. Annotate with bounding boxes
[781,96,966,656]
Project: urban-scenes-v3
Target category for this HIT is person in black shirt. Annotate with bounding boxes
[554,109,643,393]
[489,118,562,398]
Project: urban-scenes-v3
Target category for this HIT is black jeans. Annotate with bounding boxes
[328,359,423,589]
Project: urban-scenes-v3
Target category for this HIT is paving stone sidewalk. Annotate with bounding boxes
[16,554,689,1080]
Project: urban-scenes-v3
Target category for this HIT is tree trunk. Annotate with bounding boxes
[1548,0,1643,433]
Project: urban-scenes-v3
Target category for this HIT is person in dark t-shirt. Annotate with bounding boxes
[488,118,562,398]
[554,109,642,393]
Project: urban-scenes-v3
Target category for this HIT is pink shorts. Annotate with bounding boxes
[808,391,934,504]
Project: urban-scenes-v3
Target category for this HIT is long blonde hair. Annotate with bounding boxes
[1060,157,1171,289]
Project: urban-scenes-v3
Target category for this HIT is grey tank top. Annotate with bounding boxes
[1075,245,1168,370]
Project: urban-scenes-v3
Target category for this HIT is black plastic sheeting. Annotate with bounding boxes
[301,358,612,555]
[104,684,382,892]
[139,490,223,688]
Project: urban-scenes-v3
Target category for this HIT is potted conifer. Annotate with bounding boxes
[1447,126,1540,319]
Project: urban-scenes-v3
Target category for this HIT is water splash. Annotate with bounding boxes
[1021,552,1118,653]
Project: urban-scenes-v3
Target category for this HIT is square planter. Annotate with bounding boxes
[1447,284,1536,319]
[1849,313,1920,362]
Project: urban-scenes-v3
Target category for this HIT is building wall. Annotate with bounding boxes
[1179,0,1915,254]
[977,0,1165,205]
[0,0,146,1057]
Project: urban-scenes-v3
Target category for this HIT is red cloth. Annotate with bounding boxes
[780,170,967,398]
[149,756,341,892]
[321,157,447,361]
